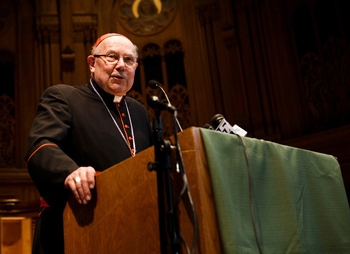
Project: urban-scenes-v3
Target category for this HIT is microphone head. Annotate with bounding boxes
[203,123,214,130]
[147,95,176,113]
[211,114,224,129]
[147,95,160,108]
[148,80,159,89]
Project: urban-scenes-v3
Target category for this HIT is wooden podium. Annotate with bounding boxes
[63,127,222,253]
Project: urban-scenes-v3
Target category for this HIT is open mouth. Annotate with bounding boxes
[111,75,125,80]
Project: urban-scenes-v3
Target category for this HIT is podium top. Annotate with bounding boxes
[200,128,350,254]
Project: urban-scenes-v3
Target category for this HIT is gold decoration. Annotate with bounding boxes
[132,0,162,18]
[116,0,177,36]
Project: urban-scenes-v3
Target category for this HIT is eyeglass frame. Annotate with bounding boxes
[93,53,137,66]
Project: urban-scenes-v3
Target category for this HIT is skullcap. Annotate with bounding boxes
[92,33,132,52]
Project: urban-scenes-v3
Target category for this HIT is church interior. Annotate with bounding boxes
[0,0,349,252]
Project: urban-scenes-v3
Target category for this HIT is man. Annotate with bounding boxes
[24,33,152,254]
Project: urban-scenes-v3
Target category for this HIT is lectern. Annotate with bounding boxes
[63,127,222,253]
[64,127,350,253]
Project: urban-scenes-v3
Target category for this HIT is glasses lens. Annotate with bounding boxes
[105,54,118,63]
[103,54,135,66]
[123,56,135,66]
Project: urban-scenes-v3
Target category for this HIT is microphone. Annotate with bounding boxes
[148,80,183,132]
[148,80,159,89]
[203,123,214,130]
[211,114,247,137]
[147,95,177,113]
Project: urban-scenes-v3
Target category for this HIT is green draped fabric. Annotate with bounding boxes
[200,128,350,254]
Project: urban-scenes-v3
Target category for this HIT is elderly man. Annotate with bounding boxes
[25,33,152,254]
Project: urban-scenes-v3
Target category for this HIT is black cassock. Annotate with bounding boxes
[24,80,152,254]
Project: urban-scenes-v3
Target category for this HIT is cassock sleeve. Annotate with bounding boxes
[24,85,78,208]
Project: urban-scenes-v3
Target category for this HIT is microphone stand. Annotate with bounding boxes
[148,109,181,254]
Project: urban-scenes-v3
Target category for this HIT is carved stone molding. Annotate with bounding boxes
[128,83,190,138]
[72,14,97,43]
[196,1,220,26]
[222,27,237,49]
[168,83,191,128]
[36,14,97,44]
[0,0,15,36]
[301,36,350,131]
[0,50,13,64]
[0,94,15,167]
[36,15,60,43]
[61,46,75,72]
[142,43,162,58]
[116,0,177,36]
[164,40,182,55]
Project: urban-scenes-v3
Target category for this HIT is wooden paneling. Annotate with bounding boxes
[0,217,32,254]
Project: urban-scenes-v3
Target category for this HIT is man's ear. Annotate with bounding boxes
[87,55,95,72]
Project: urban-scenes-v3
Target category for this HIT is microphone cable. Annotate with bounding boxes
[173,110,198,254]
[148,80,183,132]
[237,134,263,254]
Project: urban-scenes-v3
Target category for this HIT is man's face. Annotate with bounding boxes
[88,36,138,96]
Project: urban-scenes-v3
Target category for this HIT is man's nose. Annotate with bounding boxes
[115,57,125,69]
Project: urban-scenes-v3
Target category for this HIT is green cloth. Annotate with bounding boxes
[200,129,350,254]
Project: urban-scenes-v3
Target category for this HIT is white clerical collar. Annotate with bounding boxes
[113,95,124,103]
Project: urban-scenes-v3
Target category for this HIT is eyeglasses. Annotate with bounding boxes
[93,53,136,66]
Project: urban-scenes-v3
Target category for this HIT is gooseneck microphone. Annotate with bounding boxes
[211,114,248,137]
[148,80,184,132]
[147,95,177,113]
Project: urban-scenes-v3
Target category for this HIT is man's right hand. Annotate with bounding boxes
[64,166,96,204]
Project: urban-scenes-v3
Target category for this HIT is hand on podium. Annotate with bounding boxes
[64,166,96,205]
